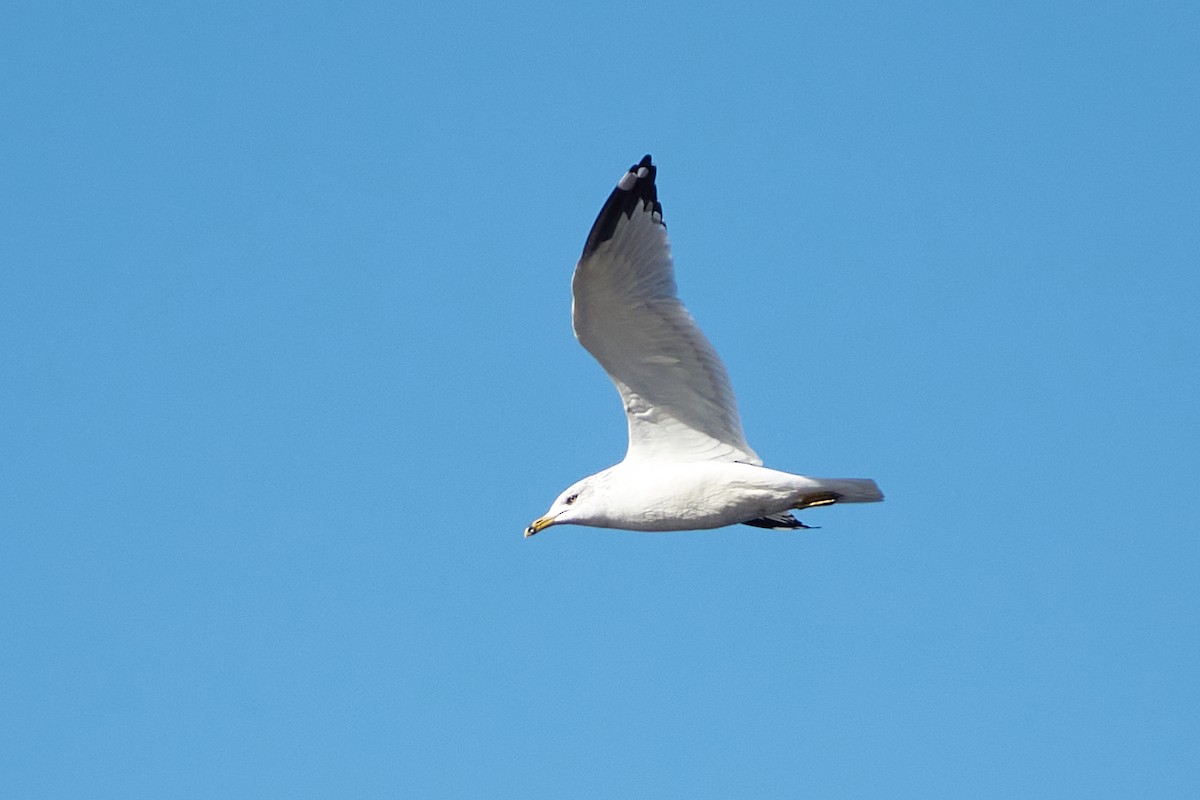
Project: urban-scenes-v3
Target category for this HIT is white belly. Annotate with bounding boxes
[600,461,817,531]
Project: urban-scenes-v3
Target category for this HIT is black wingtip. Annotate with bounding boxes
[580,155,664,259]
[741,513,818,530]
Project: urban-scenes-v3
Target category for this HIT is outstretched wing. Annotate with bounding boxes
[571,155,760,465]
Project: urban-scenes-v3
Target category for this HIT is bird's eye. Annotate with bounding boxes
[565,493,579,505]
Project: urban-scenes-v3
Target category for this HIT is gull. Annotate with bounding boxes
[525,156,882,537]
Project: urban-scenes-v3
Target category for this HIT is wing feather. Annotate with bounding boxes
[571,156,760,464]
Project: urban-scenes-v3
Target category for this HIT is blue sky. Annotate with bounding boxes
[2,1,1198,797]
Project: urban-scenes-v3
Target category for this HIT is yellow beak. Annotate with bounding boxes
[524,516,555,537]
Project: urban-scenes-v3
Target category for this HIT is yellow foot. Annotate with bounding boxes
[792,491,841,511]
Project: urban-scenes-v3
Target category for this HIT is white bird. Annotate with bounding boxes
[526,156,882,537]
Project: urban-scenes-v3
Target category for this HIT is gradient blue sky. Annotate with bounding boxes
[3,1,1198,797]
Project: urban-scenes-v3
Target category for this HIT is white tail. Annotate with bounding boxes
[811,478,884,504]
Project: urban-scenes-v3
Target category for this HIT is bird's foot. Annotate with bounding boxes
[792,491,841,511]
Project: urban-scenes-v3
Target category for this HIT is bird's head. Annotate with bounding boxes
[525,474,605,537]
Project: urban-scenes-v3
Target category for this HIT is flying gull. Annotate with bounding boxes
[526,156,882,536]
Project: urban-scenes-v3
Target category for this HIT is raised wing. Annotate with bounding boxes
[571,155,761,465]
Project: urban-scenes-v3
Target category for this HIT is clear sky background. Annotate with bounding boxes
[3,1,1198,797]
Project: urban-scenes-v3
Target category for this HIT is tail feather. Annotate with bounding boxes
[808,478,884,504]
[739,478,882,531]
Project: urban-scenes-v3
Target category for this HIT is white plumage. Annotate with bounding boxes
[526,156,882,536]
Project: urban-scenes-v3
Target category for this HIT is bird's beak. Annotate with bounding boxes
[524,516,555,537]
